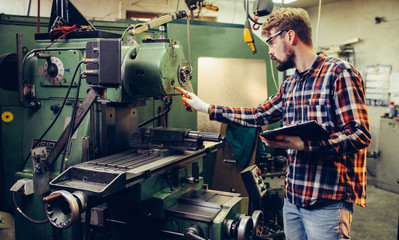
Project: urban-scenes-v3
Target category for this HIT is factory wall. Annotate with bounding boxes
[307,0,399,72]
[307,0,399,156]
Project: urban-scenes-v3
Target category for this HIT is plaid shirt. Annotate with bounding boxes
[209,52,371,207]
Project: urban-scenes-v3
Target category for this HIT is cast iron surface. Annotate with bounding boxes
[50,142,220,197]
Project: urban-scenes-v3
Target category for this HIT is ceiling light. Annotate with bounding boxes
[273,0,297,4]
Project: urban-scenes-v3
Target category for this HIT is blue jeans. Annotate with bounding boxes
[283,198,353,240]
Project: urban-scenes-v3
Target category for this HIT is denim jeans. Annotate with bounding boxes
[283,198,353,240]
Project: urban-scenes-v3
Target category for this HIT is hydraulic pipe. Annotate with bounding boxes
[131,11,187,36]
[16,33,24,106]
[16,33,40,109]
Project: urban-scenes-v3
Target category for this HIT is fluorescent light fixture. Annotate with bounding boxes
[273,0,297,3]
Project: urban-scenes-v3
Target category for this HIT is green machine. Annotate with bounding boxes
[0,1,278,239]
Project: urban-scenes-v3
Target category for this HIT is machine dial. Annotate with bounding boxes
[178,60,192,87]
[44,56,64,84]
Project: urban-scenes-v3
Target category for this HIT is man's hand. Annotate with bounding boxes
[179,89,210,114]
[261,135,305,151]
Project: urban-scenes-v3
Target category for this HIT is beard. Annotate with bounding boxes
[276,55,294,71]
[272,42,295,71]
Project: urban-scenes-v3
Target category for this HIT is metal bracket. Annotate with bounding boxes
[31,147,50,194]
[10,178,34,195]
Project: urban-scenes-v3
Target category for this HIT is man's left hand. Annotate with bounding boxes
[261,135,305,151]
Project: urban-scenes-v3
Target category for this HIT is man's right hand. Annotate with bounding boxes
[179,89,210,114]
[260,135,305,151]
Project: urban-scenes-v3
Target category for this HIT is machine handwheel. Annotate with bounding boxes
[237,215,253,240]
[44,190,87,229]
[252,210,264,238]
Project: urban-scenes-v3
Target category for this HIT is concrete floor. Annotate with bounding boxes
[351,179,399,240]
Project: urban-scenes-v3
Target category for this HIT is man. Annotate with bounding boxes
[180,7,371,240]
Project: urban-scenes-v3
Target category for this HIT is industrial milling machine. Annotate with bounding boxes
[1,1,268,240]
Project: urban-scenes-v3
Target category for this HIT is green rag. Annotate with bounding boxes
[225,125,258,168]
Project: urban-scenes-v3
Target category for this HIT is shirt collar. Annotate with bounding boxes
[293,52,327,80]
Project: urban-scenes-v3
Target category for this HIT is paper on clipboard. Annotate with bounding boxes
[389,72,399,94]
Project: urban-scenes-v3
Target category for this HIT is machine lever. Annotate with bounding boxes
[42,192,62,203]
[138,98,173,128]
[184,225,207,240]
[43,88,102,172]
[185,233,207,240]
[163,172,174,192]
[192,162,200,183]
[35,53,55,75]
[35,52,52,59]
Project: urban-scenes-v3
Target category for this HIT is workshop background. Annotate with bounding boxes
[3,0,398,161]
[1,0,399,239]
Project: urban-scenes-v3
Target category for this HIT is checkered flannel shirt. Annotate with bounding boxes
[209,52,371,207]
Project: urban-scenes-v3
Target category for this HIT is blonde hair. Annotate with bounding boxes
[262,8,313,46]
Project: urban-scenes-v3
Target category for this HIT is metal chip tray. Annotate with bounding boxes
[50,142,220,197]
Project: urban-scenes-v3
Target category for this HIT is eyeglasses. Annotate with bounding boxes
[265,30,289,47]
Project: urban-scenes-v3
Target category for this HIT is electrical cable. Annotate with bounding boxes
[19,60,84,172]
[13,191,49,224]
[244,0,249,20]
[60,72,84,173]
[37,0,40,33]
[268,57,279,91]
[120,24,133,42]
[26,0,32,16]
[245,0,279,90]
[45,27,87,51]
[243,0,263,26]
[120,23,143,46]
[186,15,192,68]
[232,2,237,23]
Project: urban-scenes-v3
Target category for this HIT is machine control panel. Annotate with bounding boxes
[44,56,64,84]
[241,165,267,200]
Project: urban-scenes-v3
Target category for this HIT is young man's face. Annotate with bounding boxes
[266,29,295,71]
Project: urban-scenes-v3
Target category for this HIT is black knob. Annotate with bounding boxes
[50,104,61,113]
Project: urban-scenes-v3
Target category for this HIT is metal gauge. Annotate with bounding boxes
[44,56,64,84]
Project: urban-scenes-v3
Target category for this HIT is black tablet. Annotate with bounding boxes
[260,121,329,141]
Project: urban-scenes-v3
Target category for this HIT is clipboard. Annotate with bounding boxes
[260,121,329,141]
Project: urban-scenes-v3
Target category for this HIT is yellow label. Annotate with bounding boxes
[1,111,14,123]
